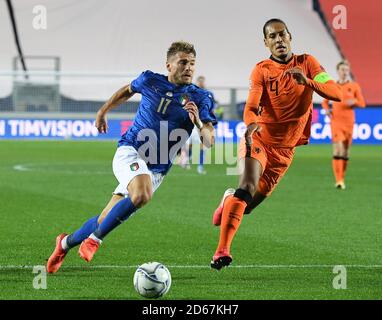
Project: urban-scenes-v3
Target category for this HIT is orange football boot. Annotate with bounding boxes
[46,233,68,273]
[210,248,233,270]
[78,238,100,262]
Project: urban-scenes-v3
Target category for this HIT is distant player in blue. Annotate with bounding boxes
[47,41,217,273]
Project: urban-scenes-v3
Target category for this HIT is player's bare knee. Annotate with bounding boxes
[130,192,152,208]
[97,215,104,225]
[238,182,257,197]
[98,210,108,224]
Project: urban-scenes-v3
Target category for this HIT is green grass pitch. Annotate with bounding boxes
[0,140,381,299]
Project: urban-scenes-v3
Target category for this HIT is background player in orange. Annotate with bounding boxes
[322,61,366,189]
[210,18,343,270]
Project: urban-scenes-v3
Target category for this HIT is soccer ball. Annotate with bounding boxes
[133,262,171,298]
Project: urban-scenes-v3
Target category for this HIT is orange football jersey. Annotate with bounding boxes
[244,54,328,147]
[322,81,365,125]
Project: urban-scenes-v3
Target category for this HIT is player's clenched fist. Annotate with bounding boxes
[285,67,308,85]
[183,101,202,128]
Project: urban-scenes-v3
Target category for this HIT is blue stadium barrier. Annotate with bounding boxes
[1,108,381,144]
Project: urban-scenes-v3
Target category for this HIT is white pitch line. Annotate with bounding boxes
[12,163,230,177]
[1,264,382,270]
[13,164,31,172]
[12,163,109,175]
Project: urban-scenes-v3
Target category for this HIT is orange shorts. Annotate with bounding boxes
[331,122,354,146]
[239,134,295,196]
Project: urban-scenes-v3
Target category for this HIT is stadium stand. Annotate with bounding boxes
[0,0,344,115]
[315,0,381,105]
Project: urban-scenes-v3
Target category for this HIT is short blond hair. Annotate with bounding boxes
[167,41,196,61]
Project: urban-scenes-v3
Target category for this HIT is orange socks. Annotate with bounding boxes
[216,196,247,254]
[332,156,349,183]
[342,157,349,178]
[332,157,343,182]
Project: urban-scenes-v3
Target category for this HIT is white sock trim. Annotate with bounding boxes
[89,233,102,244]
[61,235,69,251]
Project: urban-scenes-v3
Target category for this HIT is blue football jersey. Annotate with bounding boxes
[118,70,217,174]
[206,90,217,110]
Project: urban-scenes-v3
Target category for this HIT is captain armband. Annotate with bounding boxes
[313,72,333,84]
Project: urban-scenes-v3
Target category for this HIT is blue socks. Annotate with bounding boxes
[92,197,137,240]
[188,146,205,168]
[65,197,137,249]
[66,215,100,249]
[199,149,205,166]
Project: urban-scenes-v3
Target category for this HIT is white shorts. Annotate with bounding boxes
[112,146,164,197]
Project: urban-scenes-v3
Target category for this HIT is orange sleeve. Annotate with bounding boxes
[354,83,366,108]
[304,55,342,102]
[243,66,264,125]
[306,55,326,79]
[306,79,342,102]
[322,99,330,110]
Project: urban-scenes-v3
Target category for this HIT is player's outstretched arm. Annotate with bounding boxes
[243,66,263,126]
[285,67,342,102]
[95,84,135,133]
[243,74,263,147]
[306,78,342,102]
